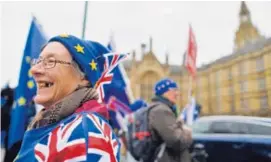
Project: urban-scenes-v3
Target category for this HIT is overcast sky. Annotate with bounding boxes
[1,1,271,87]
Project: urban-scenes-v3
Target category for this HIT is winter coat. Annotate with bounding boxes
[148,96,192,162]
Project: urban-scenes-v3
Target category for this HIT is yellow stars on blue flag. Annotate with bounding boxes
[27,80,35,89]
[25,56,31,64]
[18,97,26,106]
[27,69,35,89]
[89,59,97,70]
[28,69,32,77]
[59,34,69,38]
[74,44,84,54]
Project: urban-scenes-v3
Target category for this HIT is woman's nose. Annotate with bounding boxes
[30,63,45,77]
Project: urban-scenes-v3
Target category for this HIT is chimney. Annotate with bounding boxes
[132,50,136,61]
[149,36,153,52]
[141,43,146,56]
[165,52,169,65]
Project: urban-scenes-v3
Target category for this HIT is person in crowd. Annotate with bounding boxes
[1,85,37,162]
[130,99,148,112]
[1,85,21,162]
[15,34,122,161]
[148,78,193,162]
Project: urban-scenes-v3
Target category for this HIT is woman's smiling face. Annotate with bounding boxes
[30,42,82,108]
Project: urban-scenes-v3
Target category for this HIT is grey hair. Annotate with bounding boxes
[72,61,85,78]
[72,61,92,87]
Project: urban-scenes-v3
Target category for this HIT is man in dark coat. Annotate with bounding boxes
[1,85,14,138]
[149,78,193,162]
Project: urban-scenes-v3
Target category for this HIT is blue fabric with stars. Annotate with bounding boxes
[8,17,47,149]
[154,78,178,96]
[49,35,109,87]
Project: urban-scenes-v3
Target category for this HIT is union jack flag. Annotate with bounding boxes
[107,96,132,115]
[33,113,119,162]
[87,114,119,162]
[95,53,128,102]
[107,96,132,131]
[34,115,86,162]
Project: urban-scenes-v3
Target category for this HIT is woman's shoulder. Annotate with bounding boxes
[17,112,117,162]
[64,111,111,131]
[63,110,107,125]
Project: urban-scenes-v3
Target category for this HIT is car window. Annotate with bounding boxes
[210,122,232,133]
[192,121,211,133]
[247,123,271,135]
[229,122,248,134]
[193,119,271,135]
[210,121,248,134]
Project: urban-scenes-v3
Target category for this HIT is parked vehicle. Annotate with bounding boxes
[190,116,271,162]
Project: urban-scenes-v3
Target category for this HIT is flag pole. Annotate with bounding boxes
[81,1,88,39]
[188,75,192,101]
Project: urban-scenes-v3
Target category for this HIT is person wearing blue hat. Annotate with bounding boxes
[15,34,124,162]
[130,99,148,112]
[147,78,193,162]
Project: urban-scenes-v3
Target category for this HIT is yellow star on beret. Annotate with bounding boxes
[59,34,69,38]
[74,44,84,54]
[89,59,97,70]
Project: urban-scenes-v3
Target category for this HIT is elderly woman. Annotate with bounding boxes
[15,35,122,162]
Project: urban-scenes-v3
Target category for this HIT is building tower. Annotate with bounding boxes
[234,1,261,50]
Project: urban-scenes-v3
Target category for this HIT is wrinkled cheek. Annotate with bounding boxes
[52,87,61,102]
[54,86,68,102]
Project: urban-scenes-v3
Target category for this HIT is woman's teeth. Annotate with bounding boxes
[38,82,53,89]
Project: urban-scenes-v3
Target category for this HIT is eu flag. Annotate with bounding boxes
[8,17,47,148]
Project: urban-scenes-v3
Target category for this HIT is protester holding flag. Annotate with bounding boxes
[15,34,127,161]
[147,78,192,162]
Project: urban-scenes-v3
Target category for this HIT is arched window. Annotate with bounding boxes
[139,71,160,102]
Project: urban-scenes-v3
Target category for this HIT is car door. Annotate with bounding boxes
[191,120,212,162]
[226,122,250,162]
[244,123,271,162]
[208,121,239,162]
[208,121,250,162]
[192,120,234,162]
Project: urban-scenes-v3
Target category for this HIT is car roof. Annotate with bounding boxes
[196,115,271,125]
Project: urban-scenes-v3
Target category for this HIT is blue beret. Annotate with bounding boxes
[130,99,147,112]
[154,78,178,96]
[48,34,109,87]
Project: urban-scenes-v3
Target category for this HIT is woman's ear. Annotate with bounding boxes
[76,80,90,90]
[81,79,90,87]
[80,75,85,80]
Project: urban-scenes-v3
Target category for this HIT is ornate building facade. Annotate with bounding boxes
[123,2,271,116]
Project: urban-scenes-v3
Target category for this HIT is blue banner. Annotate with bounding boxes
[8,17,47,148]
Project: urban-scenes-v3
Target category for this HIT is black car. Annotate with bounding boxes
[191,116,271,162]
